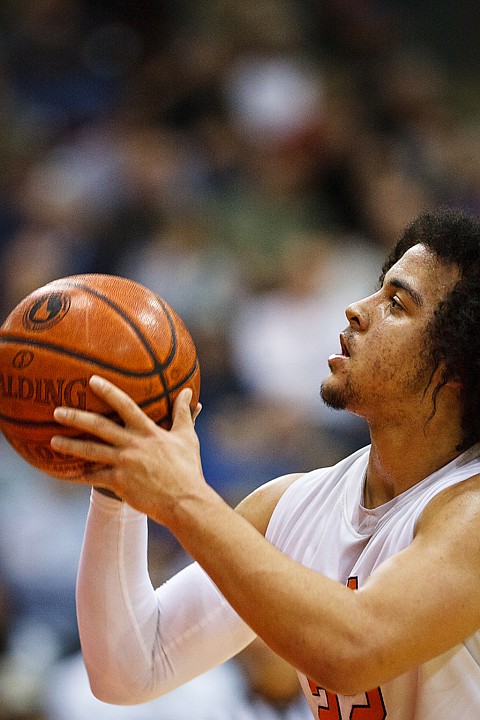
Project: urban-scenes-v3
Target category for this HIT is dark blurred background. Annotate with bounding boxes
[0,2,479,718]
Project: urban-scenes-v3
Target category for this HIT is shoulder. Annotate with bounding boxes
[234,473,304,536]
[234,446,371,537]
[417,472,480,532]
[415,473,480,563]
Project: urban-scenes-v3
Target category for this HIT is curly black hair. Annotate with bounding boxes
[380,206,480,451]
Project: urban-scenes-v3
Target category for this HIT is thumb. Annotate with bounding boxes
[172,388,194,426]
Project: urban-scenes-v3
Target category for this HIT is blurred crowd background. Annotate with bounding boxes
[0,1,479,718]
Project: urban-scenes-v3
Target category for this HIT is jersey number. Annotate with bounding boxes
[307,682,386,720]
[307,577,386,720]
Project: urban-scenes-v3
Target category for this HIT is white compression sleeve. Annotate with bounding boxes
[76,489,256,705]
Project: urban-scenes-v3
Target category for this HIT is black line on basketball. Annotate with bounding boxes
[138,358,200,410]
[62,280,179,413]
[62,280,178,369]
[0,335,160,378]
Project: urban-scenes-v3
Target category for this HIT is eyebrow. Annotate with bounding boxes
[387,277,424,308]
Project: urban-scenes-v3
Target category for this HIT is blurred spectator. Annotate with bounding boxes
[117,208,246,407]
[229,232,379,443]
[0,437,90,717]
[223,54,323,148]
[0,0,143,138]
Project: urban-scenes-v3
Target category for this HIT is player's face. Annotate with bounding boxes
[321,244,460,421]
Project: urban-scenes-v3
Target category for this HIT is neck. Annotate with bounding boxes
[364,400,463,508]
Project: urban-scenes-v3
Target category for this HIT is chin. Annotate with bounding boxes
[320,378,348,411]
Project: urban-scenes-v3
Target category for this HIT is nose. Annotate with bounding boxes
[345,295,371,331]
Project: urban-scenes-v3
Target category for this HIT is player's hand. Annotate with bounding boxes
[51,375,207,526]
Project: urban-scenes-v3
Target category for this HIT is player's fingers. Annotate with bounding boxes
[50,433,118,465]
[192,402,202,424]
[53,405,127,446]
[172,388,194,429]
[89,375,156,430]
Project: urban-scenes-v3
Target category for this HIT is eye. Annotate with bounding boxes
[389,295,403,311]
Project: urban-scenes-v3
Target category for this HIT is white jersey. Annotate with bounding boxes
[266,444,480,720]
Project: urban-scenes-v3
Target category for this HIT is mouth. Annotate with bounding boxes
[327,332,351,369]
[339,333,350,357]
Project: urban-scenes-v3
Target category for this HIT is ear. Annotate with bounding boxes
[434,360,462,390]
[444,377,462,389]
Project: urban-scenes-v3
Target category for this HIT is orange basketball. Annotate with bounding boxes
[0,274,200,480]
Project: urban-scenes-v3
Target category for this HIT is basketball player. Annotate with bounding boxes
[51,207,480,718]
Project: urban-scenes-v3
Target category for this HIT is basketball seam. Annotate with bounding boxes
[0,335,162,377]
[62,281,182,419]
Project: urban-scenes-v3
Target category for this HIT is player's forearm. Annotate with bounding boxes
[76,490,161,703]
[167,488,377,695]
[77,489,255,704]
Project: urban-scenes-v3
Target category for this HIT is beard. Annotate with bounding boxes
[320,345,436,416]
[320,376,352,411]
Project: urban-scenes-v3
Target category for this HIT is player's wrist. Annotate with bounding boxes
[94,486,122,501]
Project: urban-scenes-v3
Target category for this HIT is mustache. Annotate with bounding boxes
[340,328,356,357]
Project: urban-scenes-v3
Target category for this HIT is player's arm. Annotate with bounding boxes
[53,378,480,695]
[140,470,480,695]
[76,490,254,705]
[75,450,299,704]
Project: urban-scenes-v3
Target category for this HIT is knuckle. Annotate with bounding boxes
[82,439,101,458]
